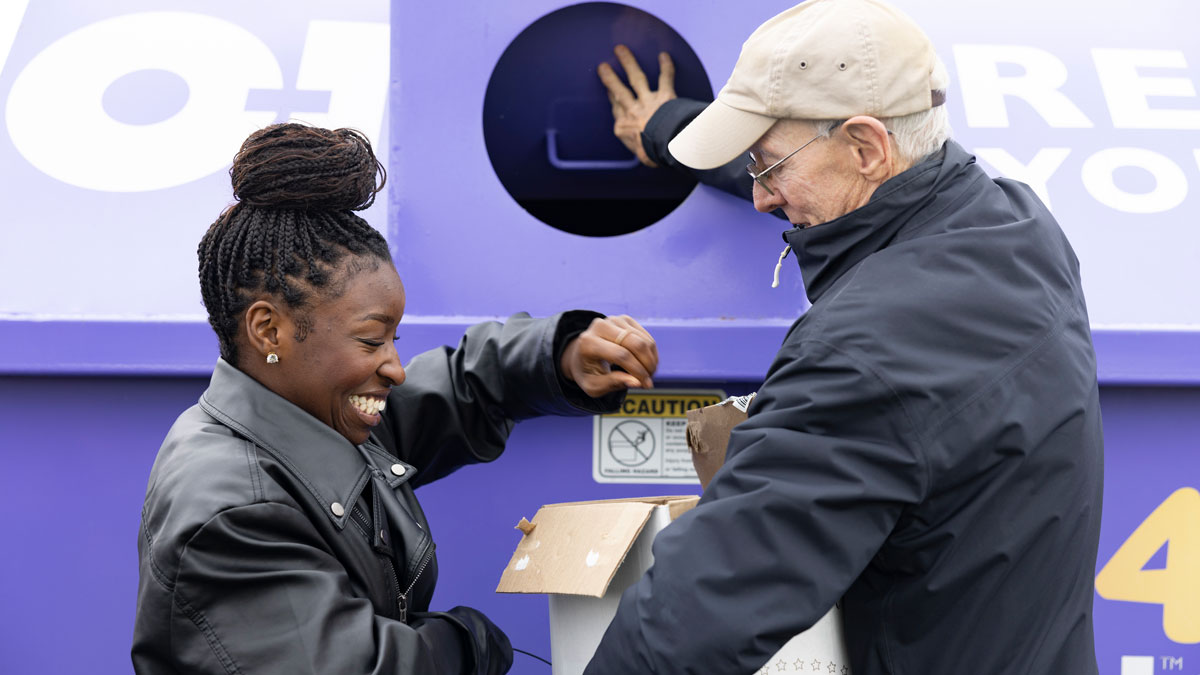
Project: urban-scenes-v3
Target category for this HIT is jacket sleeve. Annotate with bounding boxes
[381,311,624,486]
[585,339,927,674]
[641,98,785,221]
[169,501,476,674]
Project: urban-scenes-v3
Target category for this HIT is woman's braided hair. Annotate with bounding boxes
[198,123,391,364]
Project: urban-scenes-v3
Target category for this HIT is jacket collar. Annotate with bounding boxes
[783,140,974,303]
[199,358,413,529]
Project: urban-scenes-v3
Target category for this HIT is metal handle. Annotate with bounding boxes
[545,128,641,170]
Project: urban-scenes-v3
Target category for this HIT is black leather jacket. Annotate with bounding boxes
[133,312,620,674]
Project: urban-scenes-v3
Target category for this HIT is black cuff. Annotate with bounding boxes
[641,97,712,169]
[553,310,625,414]
[407,611,473,674]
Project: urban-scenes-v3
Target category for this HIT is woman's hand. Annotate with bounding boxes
[561,315,659,397]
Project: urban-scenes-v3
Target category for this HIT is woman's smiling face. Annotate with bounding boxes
[272,259,407,445]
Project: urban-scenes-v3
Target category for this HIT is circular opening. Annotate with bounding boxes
[483,2,714,237]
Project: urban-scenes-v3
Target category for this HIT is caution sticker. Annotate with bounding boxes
[593,389,725,484]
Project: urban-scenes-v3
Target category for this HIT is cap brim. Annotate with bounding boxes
[667,99,777,170]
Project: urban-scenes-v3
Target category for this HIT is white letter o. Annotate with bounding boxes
[1081,148,1188,214]
[5,12,282,192]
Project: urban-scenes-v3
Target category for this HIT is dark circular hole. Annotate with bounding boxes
[483,2,714,237]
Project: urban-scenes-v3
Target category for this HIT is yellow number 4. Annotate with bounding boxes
[1095,487,1200,644]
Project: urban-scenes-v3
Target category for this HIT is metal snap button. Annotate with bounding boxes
[390,463,406,477]
[331,502,345,517]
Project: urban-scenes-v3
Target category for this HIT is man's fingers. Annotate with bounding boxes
[597,62,636,108]
[614,44,651,95]
[657,52,676,95]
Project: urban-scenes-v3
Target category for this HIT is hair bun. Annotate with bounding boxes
[230,123,385,211]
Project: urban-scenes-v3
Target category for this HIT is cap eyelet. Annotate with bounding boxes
[838,62,848,71]
[798,60,808,70]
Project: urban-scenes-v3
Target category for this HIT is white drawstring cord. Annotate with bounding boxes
[771,244,792,288]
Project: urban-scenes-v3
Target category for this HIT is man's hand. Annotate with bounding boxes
[561,315,659,397]
[597,45,676,168]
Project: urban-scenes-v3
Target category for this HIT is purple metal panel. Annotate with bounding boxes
[0,375,206,675]
[3,378,1195,675]
[1090,388,1200,672]
[3,319,1198,385]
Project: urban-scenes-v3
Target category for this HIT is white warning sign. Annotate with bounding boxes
[593,389,725,484]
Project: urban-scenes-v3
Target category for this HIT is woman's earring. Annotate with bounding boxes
[266,351,279,364]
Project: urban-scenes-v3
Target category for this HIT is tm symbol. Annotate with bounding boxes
[1159,655,1183,671]
[1123,655,1185,673]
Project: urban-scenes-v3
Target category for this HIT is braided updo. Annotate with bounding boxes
[198,123,392,364]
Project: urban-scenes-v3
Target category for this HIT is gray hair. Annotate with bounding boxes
[881,104,953,168]
[811,104,952,170]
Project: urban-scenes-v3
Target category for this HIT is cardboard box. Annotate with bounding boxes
[497,495,850,674]
[496,496,697,674]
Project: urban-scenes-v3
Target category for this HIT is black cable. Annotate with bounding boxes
[513,647,552,667]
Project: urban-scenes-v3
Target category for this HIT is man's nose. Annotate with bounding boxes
[752,180,784,213]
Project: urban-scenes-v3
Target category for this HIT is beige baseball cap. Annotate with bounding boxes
[668,0,948,170]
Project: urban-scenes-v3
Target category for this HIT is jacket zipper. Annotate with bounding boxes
[384,555,404,621]
[397,546,433,624]
[357,458,433,625]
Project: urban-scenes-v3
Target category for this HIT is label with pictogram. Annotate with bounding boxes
[593,389,724,484]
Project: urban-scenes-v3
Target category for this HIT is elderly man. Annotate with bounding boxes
[588,0,1103,673]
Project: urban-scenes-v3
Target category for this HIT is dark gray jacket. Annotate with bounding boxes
[590,106,1104,674]
[133,312,619,674]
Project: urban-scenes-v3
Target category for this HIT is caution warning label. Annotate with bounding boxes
[593,390,725,484]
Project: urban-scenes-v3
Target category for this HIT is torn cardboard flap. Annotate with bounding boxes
[686,395,753,489]
[496,496,699,598]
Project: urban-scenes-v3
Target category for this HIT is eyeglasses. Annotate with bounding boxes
[746,122,894,195]
[745,132,825,196]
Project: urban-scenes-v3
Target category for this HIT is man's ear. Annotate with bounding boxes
[841,115,894,183]
[243,300,287,362]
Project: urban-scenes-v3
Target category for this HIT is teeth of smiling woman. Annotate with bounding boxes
[350,395,386,415]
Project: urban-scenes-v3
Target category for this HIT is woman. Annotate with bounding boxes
[131,124,658,674]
